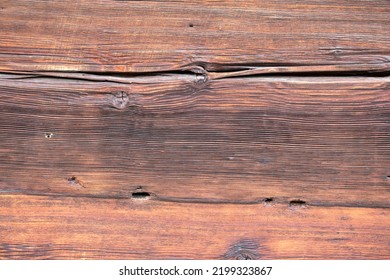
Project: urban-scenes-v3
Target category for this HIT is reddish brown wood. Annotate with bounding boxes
[0,0,389,73]
[0,0,389,259]
[0,195,389,259]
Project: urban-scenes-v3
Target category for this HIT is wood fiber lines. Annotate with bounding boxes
[0,75,389,207]
[1,195,389,259]
[0,0,389,73]
[0,0,389,259]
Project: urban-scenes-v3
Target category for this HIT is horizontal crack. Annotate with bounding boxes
[0,70,200,84]
[1,61,389,83]
[208,63,390,80]
[1,191,389,209]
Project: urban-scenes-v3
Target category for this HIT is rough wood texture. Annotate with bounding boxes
[0,0,389,259]
[0,0,389,73]
[0,75,389,208]
[1,195,389,259]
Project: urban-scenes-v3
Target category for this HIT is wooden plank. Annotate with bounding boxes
[0,74,389,207]
[0,0,389,73]
[0,194,389,259]
[1,0,389,261]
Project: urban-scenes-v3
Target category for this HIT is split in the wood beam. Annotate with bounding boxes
[289,199,307,208]
[131,186,152,200]
[1,61,389,84]
[263,198,274,206]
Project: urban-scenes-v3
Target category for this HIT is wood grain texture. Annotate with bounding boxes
[0,0,389,73]
[0,74,389,207]
[1,0,390,260]
[0,194,389,259]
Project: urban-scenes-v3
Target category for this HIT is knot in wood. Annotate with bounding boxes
[223,239,261,260]
[112,91,130,110]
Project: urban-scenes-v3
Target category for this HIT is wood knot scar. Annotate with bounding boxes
[223,239,261,260]
[329,47,343,56]
[110,91,142,110]
[190,66,208,86]
[111,91,130,110]
[195,73,208,84]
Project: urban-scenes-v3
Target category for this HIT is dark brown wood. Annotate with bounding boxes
[0,74,389,207]
[0,0,389,259]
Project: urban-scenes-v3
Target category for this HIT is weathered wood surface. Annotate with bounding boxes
[0,0,389,73]
[0,75,389,208]
[1,195,389,259]
[0,0,390,259]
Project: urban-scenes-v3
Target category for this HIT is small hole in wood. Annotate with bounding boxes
[68,176,77,183]
[132,192,151,200]
[289,199,306,207]
[189,23,194,27]
[45,132,53,139]
[264,198,273,203]
[67,176,85,188]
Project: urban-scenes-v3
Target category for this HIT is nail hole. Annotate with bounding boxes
[68,176,77,182]
[264,197,273,203]
[189,23,194,27]
[289,199,306,207]
[45,132,53,139]
[67,176,85,188]
[132,192,151,200]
